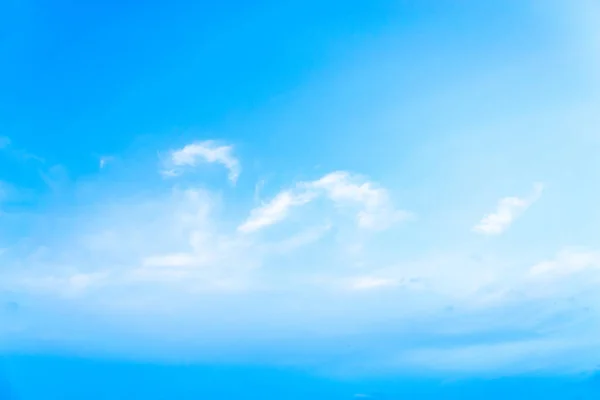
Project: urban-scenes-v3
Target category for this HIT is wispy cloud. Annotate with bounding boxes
[162,140,240,184]
[238,189,318,233]
[239,171,410,233]
[473,183,543,235]
[39,164,70,192]
[0,136,44,163]
[253,179,266,203]
[263,223,331,254]
[309,171,411,230]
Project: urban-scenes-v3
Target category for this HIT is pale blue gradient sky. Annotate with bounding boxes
[2,0,600,398]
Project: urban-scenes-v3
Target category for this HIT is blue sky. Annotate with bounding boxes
[2,0,600,398]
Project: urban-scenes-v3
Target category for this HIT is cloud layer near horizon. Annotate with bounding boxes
[2,138,596,378]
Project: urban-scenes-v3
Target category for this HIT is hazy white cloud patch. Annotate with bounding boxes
[263,223,332,254]
[10,271,109,299]
[162,140,240,184]
[396,338,581,374]
[529,248,600,278]
[346,276,398,291]
[142,253,197,268]
[473,183,544,235]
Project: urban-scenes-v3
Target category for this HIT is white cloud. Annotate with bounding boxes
[308,171,411,230]
[239,171,410,233]
[238,189,318,233]
[473,183,543,235]
[162,140,240,184]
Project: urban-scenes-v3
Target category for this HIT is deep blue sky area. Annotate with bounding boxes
[2,0,600,398]
[0,355,599,399]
